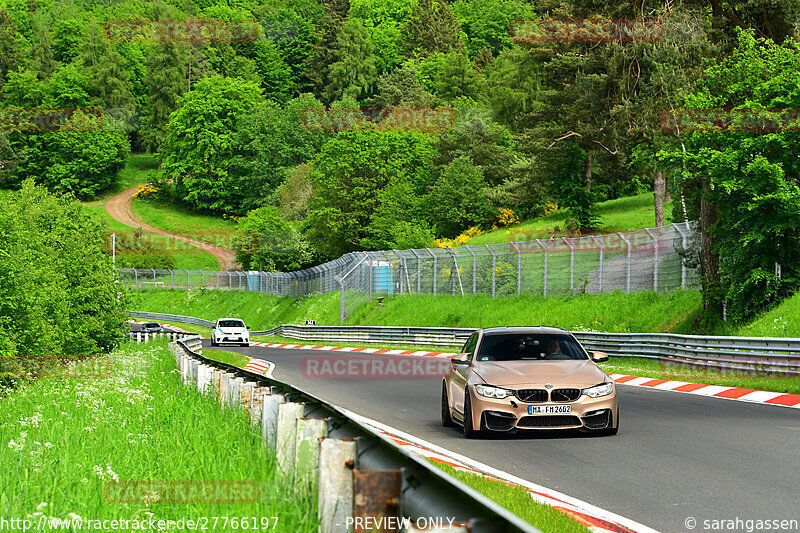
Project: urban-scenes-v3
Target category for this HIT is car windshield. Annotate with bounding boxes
[218,320,244,328]
[476,334,588,361]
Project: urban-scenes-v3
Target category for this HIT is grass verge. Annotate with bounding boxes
[203,348,250,368]
[435,464,589,533]
[0,341,317,531]
[131,289,702,333]
[599,357,800,395]
[465,192,672,246]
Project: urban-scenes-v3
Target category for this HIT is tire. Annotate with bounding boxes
[241,343,249,347]
[462,393,481,439]
[210,337,217,347]
[441,383,454,427]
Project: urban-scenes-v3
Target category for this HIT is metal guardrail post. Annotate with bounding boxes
[619,232,632,293]
[562,237,574,293]
[171,270,174,289]
[428,248,437,295]
[645,228,658,291]
[536,239,548,297]
[151,268,156,287]
[392,249,406,295]
[186,270,190,289]
[465,245,477,294]
[590,236,603,293]
[134,269,138,290]
[485,244,497,298]
[444,247,464,296]
[510,242,521,295]
[410,249,422,294]
[673,223,689,289]
[318,439,357,533]
[368,255,373,302]
[337,277,345,324]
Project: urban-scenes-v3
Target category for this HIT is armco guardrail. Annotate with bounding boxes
[171,335,542,533]
[132,311,800,375]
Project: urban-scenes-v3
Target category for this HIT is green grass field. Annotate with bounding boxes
[466,193,672,246]
[436,464,589,533]
[599,357,800,394]
[78,155,220,270]
[732,292,800,338]
[0,341,317,531]
[131,288,702,333]
[131,198,237,244]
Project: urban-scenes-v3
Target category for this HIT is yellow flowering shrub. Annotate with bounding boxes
[495,207,519,227]
[543,202,559,216]
[132,183,159,199]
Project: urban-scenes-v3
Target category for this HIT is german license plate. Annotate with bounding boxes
[528,405,572,415]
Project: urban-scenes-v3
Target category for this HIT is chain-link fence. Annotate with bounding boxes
[119,222,700,323]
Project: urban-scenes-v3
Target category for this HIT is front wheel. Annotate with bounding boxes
[462,393,481,439]
[441,383,454,427]
[210,337,217,347]
[241,343,249,347]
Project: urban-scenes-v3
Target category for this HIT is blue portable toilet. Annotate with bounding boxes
[247,271,261,291]
[371,261,394,294]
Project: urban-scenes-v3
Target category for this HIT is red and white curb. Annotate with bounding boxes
[340,408,658,533]
[247,341,799,410]
[248,341,456,358]
[243,357,274,378]
[608,373,800,409]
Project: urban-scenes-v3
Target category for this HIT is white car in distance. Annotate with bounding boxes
[211,318,250,347]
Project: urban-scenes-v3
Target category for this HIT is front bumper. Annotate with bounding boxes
[216,336,249,344]
[470,387,618,431]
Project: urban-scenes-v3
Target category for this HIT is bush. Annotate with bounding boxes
[232,206,313,271]
[115,253,176,270]
[0,180,126,361]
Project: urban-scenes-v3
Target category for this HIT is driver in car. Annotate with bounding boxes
[541,338,562,358]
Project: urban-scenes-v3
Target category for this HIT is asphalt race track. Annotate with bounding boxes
[205,341,800,533]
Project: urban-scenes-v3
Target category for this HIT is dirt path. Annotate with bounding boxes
[105,186,238,271]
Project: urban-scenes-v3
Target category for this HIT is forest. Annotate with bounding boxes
[1,0,800,322]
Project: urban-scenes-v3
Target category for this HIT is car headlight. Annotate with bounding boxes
[583,382,614,398]
[475,385,513,399]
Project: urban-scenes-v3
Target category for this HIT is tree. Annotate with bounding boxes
[326,18,377,102]
[162,76,263,213]
[402,0,463,58]
[0,180,125,362]
[451,0,535,57]
[425,156,494,237]
[306,131,436,257]
[78,22,135,110]
[366,64,438,108]
[0,9,25,89]
[140,41,189,153]
[1,68,130,198]
[233,206,313,271]
[664,30,800,321]
[304,0,350,102]
[229,94,329,211]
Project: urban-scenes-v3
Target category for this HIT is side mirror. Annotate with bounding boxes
[451,353,471,365]
[590,351,609,363]
[246,326,250,330]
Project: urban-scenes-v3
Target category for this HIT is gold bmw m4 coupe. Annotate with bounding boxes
[442,327,618,438]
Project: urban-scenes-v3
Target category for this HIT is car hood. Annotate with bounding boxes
[472,360,607,388]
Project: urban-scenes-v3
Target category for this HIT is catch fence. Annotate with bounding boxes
[118,222,700,323]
